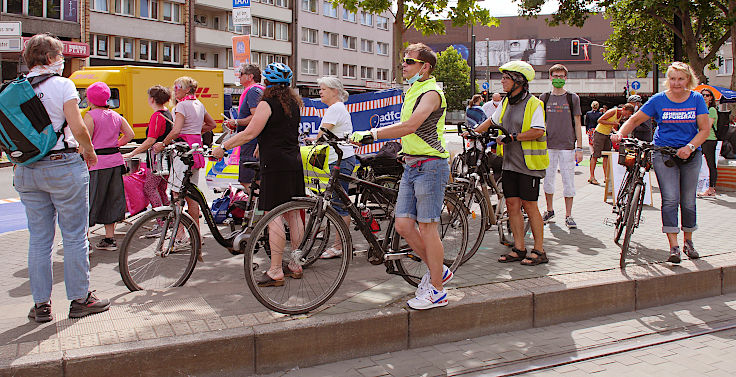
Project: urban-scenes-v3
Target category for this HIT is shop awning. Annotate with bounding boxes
[694,84,736,103]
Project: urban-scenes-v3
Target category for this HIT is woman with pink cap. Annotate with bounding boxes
[83,81,135,251]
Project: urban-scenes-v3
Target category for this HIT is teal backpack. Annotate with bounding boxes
[0,74,68,165]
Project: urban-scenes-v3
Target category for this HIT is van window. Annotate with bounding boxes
[77,88,121,109]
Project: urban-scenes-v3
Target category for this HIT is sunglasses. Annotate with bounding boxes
[403,57,426,65]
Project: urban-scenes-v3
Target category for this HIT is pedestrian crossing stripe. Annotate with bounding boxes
[0,198,20,204]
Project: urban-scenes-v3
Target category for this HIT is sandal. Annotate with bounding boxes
[319,247,343,259]
[256,271,284,287]
[588,178,600,185]
[520,249,549,266]
[282,261,303,279]
[498,247,527,263]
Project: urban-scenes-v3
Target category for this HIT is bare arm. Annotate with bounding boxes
[374,91,440,140]
[118,116,135,146]
[125,137,157,157]
[202,112,217,133]
[64,100,97,166]
[617,110,652,138]
[82,112,94,137]
[163,112,185,145]
[222,101,271,150]
[598,108,620,126]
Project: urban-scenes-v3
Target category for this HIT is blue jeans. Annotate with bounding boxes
[396,158,450,223]
[14,153,91,303]
[652,150,701,234]
[328,155,356,216]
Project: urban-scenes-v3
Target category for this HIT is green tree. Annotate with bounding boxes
[434,46,475,111]
[334,0,498,82]
[517,0,736,87]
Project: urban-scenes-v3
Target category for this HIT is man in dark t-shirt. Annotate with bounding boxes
[225,64,264,190]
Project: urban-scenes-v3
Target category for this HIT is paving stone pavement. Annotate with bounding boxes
[1,161,735,370]
[255,293,736,377]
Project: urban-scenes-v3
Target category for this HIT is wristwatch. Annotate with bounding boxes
[687,143,696,151]
[511,133,517,142]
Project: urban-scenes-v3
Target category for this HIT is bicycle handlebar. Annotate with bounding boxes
[458,122,509,140]
[620,138,678,156]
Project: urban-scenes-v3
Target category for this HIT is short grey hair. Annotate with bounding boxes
[317,76,349,102]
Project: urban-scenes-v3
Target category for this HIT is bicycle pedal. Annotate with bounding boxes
[353,249,368,257]
[603,218,616,227]
[384,252,411,261]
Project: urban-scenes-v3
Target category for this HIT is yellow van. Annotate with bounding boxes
[70,66,224,140]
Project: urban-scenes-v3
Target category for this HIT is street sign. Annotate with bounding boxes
[233,0,250,6]
[0,21,21,36]
[232,7,252,25]
[0,37,22,52]
[631,80,641,90]
[482,82,489,90]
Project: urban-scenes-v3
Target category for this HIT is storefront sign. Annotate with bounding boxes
[0,22,21,36]
[21,37,89,57]
[64,0,78,22]
[231,35,251,68]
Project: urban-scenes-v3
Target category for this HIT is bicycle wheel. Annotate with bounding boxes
[243,199,352,314]
[450,153,467,177]
[393,192,468,286]
[359,174,399,220]
[459,187,488,265]
[613,172,632,244]
[620,184,642,268]
[496,197,514,247]
[119,208,200,291]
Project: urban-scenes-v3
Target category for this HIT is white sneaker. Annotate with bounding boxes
[415,265,454,297]
[407,287,449,310]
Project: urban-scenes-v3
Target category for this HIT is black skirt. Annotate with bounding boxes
[89,165,127,225]
[258,170,305,211]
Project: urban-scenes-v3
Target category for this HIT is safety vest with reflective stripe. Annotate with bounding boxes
[400,77,449,158]
[497,96,549,171]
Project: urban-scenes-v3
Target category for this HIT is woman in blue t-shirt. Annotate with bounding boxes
[612,62,710,264]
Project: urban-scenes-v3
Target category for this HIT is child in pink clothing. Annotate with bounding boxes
[83,82,135,251]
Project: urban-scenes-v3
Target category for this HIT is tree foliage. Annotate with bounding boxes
[516,0,736,86]
[333,0,498,82]
[434,46,473,111]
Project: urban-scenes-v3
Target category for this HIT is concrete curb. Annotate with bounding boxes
[2,260,735,376]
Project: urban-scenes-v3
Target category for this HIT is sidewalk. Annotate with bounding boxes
[1,164,735,375]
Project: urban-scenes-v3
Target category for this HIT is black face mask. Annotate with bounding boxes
[506,83,528,105]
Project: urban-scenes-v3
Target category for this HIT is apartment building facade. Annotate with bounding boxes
[295,0,393,97]
[1,0,88,81]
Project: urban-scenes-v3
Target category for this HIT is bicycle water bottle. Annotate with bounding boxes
[360,207,381,233]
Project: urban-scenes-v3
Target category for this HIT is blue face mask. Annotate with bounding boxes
[406,71,422,84]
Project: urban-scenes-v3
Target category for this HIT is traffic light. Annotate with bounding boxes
[571,39,580,56]
[481,90,488,101]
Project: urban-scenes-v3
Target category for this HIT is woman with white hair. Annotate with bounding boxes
[311,76,355,259]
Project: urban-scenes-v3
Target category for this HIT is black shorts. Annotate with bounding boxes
[238,141,259,184]
[501,169,541,202]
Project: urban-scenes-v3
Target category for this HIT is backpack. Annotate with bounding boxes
[0,74,68,165]
[211,188,232,224]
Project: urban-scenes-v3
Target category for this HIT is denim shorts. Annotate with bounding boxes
[395,158,449,223]
[328,155,356,216]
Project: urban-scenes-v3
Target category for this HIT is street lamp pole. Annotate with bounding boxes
[486,38,490,90]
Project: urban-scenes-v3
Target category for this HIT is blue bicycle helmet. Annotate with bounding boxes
[263,62,293,84]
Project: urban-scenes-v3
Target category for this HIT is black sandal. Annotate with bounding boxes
[520,249,548,266]
[256,271,284,287]
[498,247,527,263]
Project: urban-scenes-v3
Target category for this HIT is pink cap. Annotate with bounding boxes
[86,81,111,107]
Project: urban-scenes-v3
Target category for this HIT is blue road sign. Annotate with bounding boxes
[631,81,641,90]
[482,82,490,90]
[233,0,250,7]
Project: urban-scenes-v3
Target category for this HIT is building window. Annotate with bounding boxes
[163,1,180,23]
[140,0,158,18]
[260,19,274,39]
[113,36,134,60]
[322,1,336,17]
[377,42,388,56]
[91,0,108,12]
[360,11,372,26]
[251,51,260,68]
[323,62,338,76]
[323,32,338,48]
[162,42,180,63]
[301,59,318,75]
[226,48,234,68]
[274,0,288,7]
[90,34,108,58]
[214,53,220,68]
[377,68,389,81]
[25,0,61,18]
[140,40,158,61]
[343,64,356,78]
[342,35,356,50]
[360,66,373,79]
[261,0,273,4]
[342,9,356,22]
[275,22,289,41]
[361,39,374,53]
[376,15,389,30]
[114,0,133,15]
[302,27,318,44]
[719,58,734,76]
[301,0,317,13]
[251,17,260,36]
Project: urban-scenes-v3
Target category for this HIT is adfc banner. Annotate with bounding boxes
[206,88,403,189]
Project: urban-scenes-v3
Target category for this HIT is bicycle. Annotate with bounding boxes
[612,138,677,268]
[118,142,328,291]
[241,128,469,314]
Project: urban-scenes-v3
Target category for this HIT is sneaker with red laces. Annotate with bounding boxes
[69,291,110,318]
[28,302,52,323]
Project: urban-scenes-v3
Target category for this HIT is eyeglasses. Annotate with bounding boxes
[402,57,426,65]
[551,74,566,79]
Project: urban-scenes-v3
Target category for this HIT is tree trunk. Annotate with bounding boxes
[393,1,405,84]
